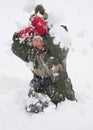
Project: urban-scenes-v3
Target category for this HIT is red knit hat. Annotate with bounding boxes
[31,16,48,36]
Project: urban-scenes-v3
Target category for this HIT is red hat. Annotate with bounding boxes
[31,16,48,36]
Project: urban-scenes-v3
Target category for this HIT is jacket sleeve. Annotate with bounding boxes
[11,32,35,62]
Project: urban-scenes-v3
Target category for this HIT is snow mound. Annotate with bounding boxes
[0,0,93,130]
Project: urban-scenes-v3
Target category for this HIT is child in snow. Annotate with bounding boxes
[11,4,76,113]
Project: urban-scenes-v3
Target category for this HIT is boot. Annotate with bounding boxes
[25,100,49,113]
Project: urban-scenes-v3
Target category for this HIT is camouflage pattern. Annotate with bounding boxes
[28,33,76,105]
[11,33,36,62]
[32,77,75,105]
[11,31,76,106]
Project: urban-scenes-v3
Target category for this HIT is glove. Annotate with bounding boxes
[12,32,19,41]
[12,32,27,44]
[40,77,52,87]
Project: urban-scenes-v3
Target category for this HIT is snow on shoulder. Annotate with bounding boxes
[49,24,71,50]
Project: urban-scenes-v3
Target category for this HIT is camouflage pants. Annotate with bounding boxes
[28,76,76,105]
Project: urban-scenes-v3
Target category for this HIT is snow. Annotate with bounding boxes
[0,0,93,130]
[49,24,71,49]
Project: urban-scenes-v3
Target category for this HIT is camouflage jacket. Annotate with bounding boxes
[12,32,68,76]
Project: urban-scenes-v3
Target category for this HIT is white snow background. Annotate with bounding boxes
[0,0,93,130]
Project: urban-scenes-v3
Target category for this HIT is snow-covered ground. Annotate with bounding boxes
[0,0,93,130]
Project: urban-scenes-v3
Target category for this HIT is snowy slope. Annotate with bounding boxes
[0,0,93,130]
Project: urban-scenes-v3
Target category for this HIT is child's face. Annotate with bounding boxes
[31,37,44,51]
